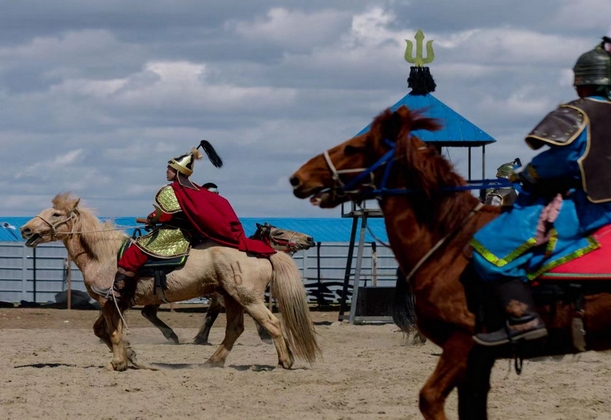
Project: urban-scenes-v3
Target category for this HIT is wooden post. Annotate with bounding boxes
[66,256,72,310]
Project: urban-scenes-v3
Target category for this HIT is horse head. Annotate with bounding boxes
[21,192,82,247]
[290,105,447,208]
[253,222,315,253]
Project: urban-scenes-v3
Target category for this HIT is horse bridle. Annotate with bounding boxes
[259,226,303,254]
[34,211,77,241]
[321,139,436,200]
[322,138,484,280]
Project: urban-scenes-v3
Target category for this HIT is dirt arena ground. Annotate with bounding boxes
[1,307,610,420]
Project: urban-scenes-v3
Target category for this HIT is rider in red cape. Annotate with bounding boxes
[97,140,275,301]
[171,181,275,256]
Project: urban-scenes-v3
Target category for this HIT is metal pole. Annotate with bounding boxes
[338,217,359,320]
[468,147,472,180]
[349,213,368,324]
[480,145,487,200]
[371,242,378,287]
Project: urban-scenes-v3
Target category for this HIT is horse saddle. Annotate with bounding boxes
[539,224,611,281]
[118,241,187,300]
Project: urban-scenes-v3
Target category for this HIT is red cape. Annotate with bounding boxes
[171,182,275,257]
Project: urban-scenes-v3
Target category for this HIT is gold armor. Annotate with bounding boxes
[134,226,190,258]
[154,185,181,213]
[134,185,190,258]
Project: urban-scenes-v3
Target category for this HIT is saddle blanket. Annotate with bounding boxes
[539,224,611,281]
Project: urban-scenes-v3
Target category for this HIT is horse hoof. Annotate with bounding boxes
[278,359,294,369]
[166,334,179,344]
[193,337,213,346]
[111,360,128,372]
[203,359,225,368]
[105,362,115,371]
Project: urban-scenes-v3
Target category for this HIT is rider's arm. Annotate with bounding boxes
[515,129,587,192]
[147,207,173,225]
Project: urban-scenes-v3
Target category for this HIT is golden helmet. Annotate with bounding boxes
[168,147,202,176]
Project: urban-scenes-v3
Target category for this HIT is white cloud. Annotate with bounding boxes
[229,7,350,51]
[15,149,84,179]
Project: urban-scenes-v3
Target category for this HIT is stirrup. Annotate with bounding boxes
[473,319,548,347]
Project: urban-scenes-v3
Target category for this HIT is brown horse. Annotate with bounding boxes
[290,105,611,419]
[141,222,316,345]
[21,193,320,371]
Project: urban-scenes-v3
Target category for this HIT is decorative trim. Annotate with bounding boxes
[469,237,538,267]
[527,236,600,280]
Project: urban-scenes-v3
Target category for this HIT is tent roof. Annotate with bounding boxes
[356,93,496,147]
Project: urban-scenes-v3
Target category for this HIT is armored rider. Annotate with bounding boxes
[470,41,611,346]
[99,142,275,301]
[484,159,520,208]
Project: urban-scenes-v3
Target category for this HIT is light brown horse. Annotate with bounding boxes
[21,193,320,371]
[142,222,316,345]
[290,105,611,419]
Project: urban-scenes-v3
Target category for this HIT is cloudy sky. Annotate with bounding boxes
[1,0,610,219]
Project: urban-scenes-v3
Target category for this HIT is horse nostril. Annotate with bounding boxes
[21,228,31,237]
[307,237,315,244]
[289,175,300,187]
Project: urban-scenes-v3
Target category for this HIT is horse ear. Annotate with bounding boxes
[382,110,404,141]
[72,198,81,210]
[256,223,262,229]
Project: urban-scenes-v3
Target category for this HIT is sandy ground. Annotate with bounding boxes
[1,307,611,420]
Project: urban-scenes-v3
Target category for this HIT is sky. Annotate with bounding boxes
[1,0,610,219]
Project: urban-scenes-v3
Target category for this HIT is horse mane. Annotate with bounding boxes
[52,193,128,261]
[370,107,479,234]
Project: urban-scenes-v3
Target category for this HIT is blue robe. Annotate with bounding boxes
[471,98,611,282]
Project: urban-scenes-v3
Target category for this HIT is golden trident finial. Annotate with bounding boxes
[404,29,435,67]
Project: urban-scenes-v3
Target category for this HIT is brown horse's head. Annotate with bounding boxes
[20,193,83,247]
[290,105,448,208]
[253,222,315,253]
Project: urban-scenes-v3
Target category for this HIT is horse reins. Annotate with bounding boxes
[404,202,483,282]
[322,139,486,281]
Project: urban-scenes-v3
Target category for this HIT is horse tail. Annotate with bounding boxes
[392,268,418,333]
[269,252,321,363]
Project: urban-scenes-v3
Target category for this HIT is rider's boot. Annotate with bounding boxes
[473,278,547,346]
[111,267,136,300]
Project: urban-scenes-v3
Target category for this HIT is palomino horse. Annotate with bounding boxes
[290,105,611,419]
[141,222,316,345]
[21,193,320,371]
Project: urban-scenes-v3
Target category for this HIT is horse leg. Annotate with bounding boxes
[457,346,495,420]
[254,318,273,344]
[204,296,244,368]
[419,331,473,420]
[193,295,222,345]
[244,302,294,369]
[93,312,112,351]
[141,304,180,344]
[101,301,129,371]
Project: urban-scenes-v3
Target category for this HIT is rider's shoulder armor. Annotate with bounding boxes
[525,103,587,150]
[154,185,181,214]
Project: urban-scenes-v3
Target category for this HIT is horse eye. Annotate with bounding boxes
[52,212,61,218]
